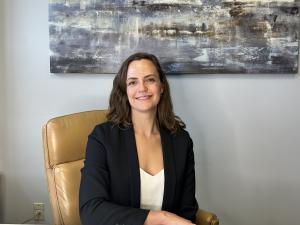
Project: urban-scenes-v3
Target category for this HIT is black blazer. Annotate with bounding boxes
[79,121,198,225]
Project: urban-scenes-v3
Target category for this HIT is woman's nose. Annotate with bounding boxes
[138,81,147,92]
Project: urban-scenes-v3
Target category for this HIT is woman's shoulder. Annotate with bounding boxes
[162,126,192,147]
[172,128,195,158]
[91,121,131,138]
[94,120,116,130]
[92,121,119,135]
[170,127,191,140]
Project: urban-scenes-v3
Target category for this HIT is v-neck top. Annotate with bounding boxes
[140,168,165,211]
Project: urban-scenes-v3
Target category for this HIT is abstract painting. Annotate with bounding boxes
[49,0,300,74]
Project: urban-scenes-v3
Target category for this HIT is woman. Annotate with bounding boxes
[79,52,198,225]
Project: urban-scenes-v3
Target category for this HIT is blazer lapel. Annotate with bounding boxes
[123,126,141,208]
[122,126,176,210]
[161,128,176,211]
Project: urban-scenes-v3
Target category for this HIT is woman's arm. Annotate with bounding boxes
[177,135,199,222]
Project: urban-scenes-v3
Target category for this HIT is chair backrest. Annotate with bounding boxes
[42,110,108,225]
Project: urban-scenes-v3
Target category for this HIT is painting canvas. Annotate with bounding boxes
[49,0,300,74]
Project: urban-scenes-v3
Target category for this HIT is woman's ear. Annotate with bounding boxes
[160,83,164,94]
[160,87,164,95]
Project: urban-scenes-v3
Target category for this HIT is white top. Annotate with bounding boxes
[140,168,165,211]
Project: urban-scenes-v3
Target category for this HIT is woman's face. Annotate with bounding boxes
[126,59,163,115]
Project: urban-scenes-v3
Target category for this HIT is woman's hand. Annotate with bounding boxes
[144,210,196,225]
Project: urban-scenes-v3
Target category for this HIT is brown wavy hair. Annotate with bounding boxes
[106,52,185,133]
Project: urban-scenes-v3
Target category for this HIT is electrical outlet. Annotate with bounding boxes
[33,202,45,221]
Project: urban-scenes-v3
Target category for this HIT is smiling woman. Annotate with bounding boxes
[79,52,199,225]
[126,59,164,116]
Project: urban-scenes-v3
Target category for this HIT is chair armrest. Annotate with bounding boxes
[196,208,219,225]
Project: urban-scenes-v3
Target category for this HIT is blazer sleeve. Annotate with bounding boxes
[177,135,199,223]
[79,130,149,225]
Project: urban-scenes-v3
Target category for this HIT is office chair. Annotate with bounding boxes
[43,110,219,225]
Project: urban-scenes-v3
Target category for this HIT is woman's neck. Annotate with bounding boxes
[131,111,159,137]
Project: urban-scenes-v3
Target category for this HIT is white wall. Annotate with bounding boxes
[0,0,5,221]
[1,0,300,225]
[0,0,5,170]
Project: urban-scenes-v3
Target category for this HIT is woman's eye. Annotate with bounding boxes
[127,81,136,86]
[145,78,156,83]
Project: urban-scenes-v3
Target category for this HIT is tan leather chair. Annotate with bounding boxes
[43,110,219,225]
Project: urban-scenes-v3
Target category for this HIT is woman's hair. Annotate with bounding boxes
[106,52,185,133]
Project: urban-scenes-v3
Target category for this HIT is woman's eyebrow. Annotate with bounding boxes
[127,74,157,80]
[144,74,157,78]
[126,77,138,82]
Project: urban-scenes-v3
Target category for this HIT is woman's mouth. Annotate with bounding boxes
[136,95,151,100]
